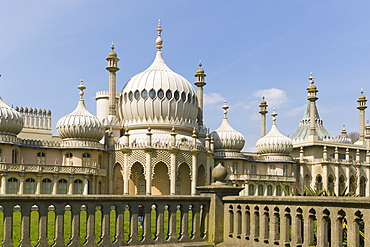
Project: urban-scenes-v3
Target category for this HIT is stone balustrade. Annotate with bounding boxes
[0,163,106,176]
[222,196,370,247]
[0,195,210,246]
[227,174,295,182]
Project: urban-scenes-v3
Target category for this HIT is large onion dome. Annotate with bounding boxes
[0,97,24,136]
[211,102,245,151]
[56,82,104,141]
[119,21,198,133]
[256,110,292,155]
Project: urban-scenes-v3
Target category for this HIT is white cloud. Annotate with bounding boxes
[283,104,306,117]
[252,88,288,109]
[204,93,225,106]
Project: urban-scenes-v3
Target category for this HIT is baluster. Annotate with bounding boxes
[261,206,269,243]
[98,203,113,246]
[181,204,191,241]
[85,204,98,246]
[363,212,370,247]
[130,203,139,245]
[191,203,200,241]
[317,208,330,247]
[291,207,303,245]
[168,204,178,243]
[269,207,279,244]
[38,204,48,246]
[70,204,81,245]
[331,210,344,247]
[235,206,242,239]
[243,206,250,241]
[347,210,359,247]
[141,203,153,244]
[20,204,31,247]
[115,204,125,245]
[156,204,164,242]
[3,203,13,246]
[303,208,315,247]
[53,204,65,247]
[280,207,288,244]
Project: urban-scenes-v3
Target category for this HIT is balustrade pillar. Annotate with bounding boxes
[323,164,328,191]
[123,152,129,195]
[52,175,58,194]
[303,209,315,246]
[206,155,211,185]
[347,211,359,247]
[346,165,350,192]
[335,166,339,196]
[145,151,152,195]
[316,209,329,247]
[19,174,24,194]
[35,174,41,194]
[299,165,304,194]
[68,175,73,195]
[83,176,89,195]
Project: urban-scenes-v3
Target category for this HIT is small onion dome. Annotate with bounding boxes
[256,109,292,155]
[107,43,118,58]
[56,81,104,141]
[0,97,24,136]
[211,101,245,151]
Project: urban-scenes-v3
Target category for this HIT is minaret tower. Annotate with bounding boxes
[307,73,318,141]
[103,43,121,142]
[259,96,268,137]
[357,89,367,144]
[194,61,206,127]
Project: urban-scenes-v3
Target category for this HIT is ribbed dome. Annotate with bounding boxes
[256,113,292,154]
[0,97,24,136]
[56,83,104,141]
[120,51,198,132]
[211,102,245,151]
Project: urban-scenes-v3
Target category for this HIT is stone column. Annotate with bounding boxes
[335,165,339,196]
[191,152,198,195]
[170,150,177,195]
[35,174,42,194]
[206,155,211,185]
[123,151,129,195]
[68,175,73,195]
[322,164,328,191]
[91,175,96,194]
[52,175,58,195]
[1,173,7,194]
[19,174,24,194]
[145,149,152,195]
[83,176,89,195]
[346,165,350,192]
[367,166,370,197]
[299,165,304,194]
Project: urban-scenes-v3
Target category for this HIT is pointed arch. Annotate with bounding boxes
[177,163,191,195]
[152,162,170,195]
[113,163,123,195]
[196,164,206,187]
[129,162,145,195]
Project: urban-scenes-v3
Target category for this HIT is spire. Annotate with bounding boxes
[194,60,206,126]
[341,123,347,137]
[222,101,229,119]
[77,79,86,100]
[259,96,268,137]
[156,19,163,51]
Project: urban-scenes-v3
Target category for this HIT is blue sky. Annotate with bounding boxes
[1,1,370,151]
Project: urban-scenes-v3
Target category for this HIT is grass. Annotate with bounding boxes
[0,207,194,246]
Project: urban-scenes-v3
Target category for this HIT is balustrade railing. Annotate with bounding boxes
[0,195,210,246]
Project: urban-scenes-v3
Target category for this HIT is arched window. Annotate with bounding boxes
[12,149,18,164]
[98,155,102,168]
[82,153,91,167]
[360,176,366,197]
[73,179,83,194]
[258,185,264,196]
[349,176,356,195]
[58,179,68,194]
[25,178,35,194]
[284,185,290,196]
[267,185,273,196]
[64,153,73,166]
[232,162,238,174]
[283,165,289,176]
[41,178,52,194]
[250,165,256,175]
[328,175,335,195]
[37,152,46,165]
[315,175,323,191]
[248,184,255,196]
[7,178,18,194]
[339,176,346,196]
[268,165,276,175]
[276,185,282,196]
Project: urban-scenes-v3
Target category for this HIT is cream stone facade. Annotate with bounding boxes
[0,21,369,197]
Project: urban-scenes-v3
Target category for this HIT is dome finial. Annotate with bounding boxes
[222,100,229,119]
[156,19,163,51]
[309,72,314,85]
[111,42,115,51]
[271,108,278,124]
[77,79,86,100]
[199,60,202,67]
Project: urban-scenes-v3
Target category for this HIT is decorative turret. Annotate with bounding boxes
[56,80,105,148]
[357,89,367,144]
[211,101,245,152]
[194,61,206,127]
[256,109,293,155]
[106,43,120,116]
[259,96,268,137]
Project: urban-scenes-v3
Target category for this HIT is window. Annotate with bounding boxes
[283,165,289,176]
[12,149,18,164]
[258,185,264,196]
[7,178,18,194]
[58,179,68,194]
[134,90,140,100]
[181,92,186,101]
[268,165,276,175]
[360,177,366,197]
[315,175,323,191]
[149,89,156,99]
[37,152,46,165]
[82,153,91,166]
[232,162,238,174]
[339,176,346,196]
[0,148,2,161]
[250,165,256,175]
[284,186,290,196]
[267,185,273,196]
[174,91,179,100]
[25,178,35,194]
[98,155,102,168]
[41,178,52,194]
[276,185,282,196]
[157,89,164,99]
[248,184,255,196]
[349,176,356,195]
[65,153,73,166]
[141,89,148,100]
[166,90,172,100]
[328,175,335,195]
[73,179,83,194]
